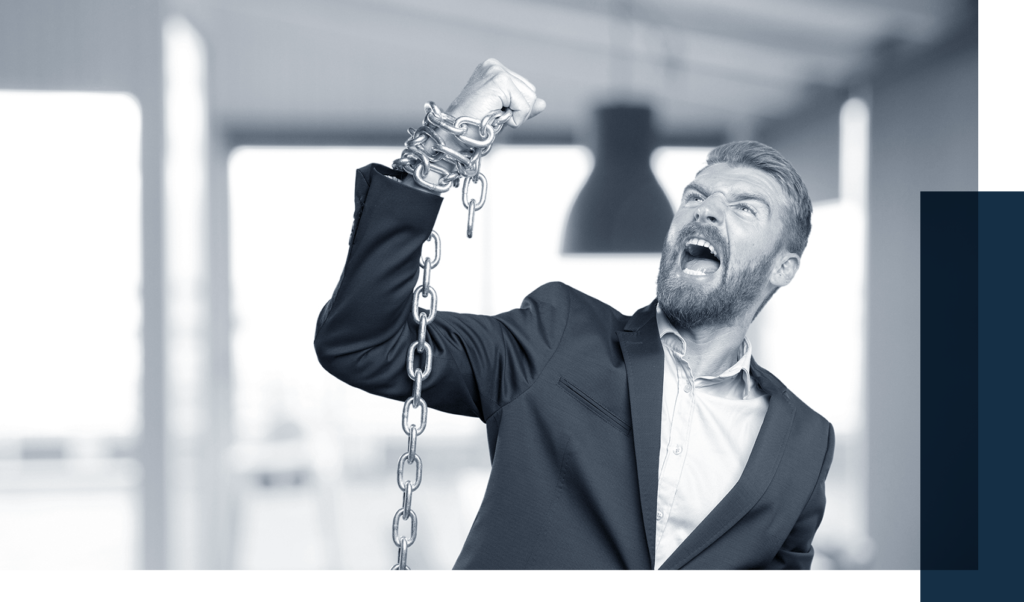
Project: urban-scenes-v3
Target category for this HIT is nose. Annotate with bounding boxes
[693,193,725,225]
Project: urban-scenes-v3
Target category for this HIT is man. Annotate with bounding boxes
[314,60,834,569]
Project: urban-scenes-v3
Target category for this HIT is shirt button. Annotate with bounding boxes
[683,383,691,393]
[656,510,664,520]
[673,445,682,455]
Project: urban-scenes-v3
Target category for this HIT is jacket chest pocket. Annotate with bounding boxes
[557,377,631,435]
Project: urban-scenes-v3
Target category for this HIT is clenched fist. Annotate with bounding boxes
[400,59,546,192]
[445,58,546,127]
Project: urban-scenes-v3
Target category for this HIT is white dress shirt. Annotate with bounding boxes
[653,305,769,569]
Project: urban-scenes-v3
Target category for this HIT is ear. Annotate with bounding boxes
[769,252,800,288]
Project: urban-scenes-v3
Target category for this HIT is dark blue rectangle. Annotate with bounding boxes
[920,191,978,570]
[922,191,1022,601]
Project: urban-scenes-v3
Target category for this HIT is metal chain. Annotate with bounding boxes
[393,102,511,237]
[389,102,508,570]
[390,230,439,570]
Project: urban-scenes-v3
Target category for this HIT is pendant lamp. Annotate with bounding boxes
[562,105,674,253]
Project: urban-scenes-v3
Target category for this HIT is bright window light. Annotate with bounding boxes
[0,90,142,439]
[229,146,412,443]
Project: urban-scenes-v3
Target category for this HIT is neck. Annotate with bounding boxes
[673,319,751,377]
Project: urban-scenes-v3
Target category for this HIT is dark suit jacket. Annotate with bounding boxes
[315,164,836,570]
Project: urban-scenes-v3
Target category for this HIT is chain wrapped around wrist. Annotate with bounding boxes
[393,102,511,238]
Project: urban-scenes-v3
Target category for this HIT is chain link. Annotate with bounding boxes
[391,534,411,571]
[410,285,437,326]
[402,395,428,436]
[461,173,487,238]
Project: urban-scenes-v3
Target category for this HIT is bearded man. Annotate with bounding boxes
[314,59,834,570]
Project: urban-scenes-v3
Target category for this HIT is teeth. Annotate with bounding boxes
[685,238,718,258]
[683,268,709,276]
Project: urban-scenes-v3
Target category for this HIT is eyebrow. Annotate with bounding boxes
[683,182,709,198]
[683,182,773,215]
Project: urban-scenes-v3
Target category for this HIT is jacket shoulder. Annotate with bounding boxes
[525,282,629,315]
[785,387,830,432]
[751,359,833,434]
[518,281,631,328]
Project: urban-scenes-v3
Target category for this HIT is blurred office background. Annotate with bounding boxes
[0,0,976,570]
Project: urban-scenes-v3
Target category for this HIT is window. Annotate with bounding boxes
[0,90,142,569]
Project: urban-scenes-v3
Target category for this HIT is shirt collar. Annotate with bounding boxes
[655,303,758,396]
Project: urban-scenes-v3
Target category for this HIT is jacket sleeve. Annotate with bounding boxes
[766,422,836,570]
[314,164,569,421]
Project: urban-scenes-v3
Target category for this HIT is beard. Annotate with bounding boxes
[656,225,777,330]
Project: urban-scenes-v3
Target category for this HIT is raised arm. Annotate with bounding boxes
[314,60,553,421]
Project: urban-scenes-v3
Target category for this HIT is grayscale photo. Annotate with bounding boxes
[0,0,978,576]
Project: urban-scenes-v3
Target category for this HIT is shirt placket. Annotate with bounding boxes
[655,339,696,547]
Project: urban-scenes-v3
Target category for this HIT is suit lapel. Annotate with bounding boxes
[658,357,796,570]
[617,302,663,568]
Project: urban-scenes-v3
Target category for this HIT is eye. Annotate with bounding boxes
[735,203,757,216]
[683,192,704,206]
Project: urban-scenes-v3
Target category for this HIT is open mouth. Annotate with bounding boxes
[680,237,722,276]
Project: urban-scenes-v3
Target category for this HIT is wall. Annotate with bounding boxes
[758,91,844,202]
[866,31,978,570]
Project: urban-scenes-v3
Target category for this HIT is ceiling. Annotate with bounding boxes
[170,0,976,144]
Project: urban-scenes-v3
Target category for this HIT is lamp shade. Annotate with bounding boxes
[562,105,674,253]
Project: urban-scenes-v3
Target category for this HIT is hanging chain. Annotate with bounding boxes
[390,102,508,570]
[391,230,440,570]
